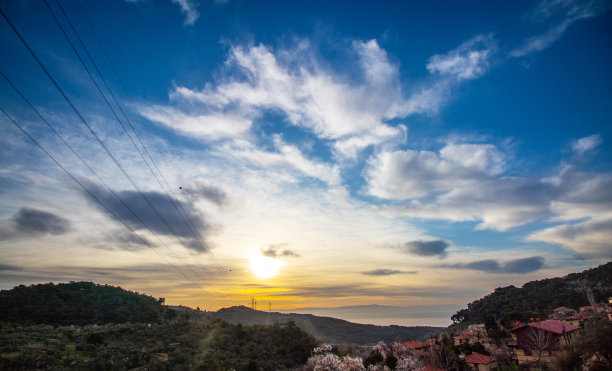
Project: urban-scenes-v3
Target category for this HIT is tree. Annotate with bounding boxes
[524,326,559,369]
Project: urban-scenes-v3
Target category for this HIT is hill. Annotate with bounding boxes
[0,281,165,325]
[212,305,441,345]
[451,261,612,327]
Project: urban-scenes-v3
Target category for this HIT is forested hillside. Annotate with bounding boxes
[0,314,317,369]
[451,261,612,326]
[0,282,318,369]
[0,282,165,325]
[213,305,441,345]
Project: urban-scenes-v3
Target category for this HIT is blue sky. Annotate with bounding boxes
[0,0,611,326]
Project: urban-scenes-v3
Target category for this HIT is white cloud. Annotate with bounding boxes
[426,34,496,80]
[172,0,200,26]
[528,217,612,259]
[137,105,252,140]
[379,176,554,231]
[139,36,496,160]
[571,134,602,155]
[215,135,342,187]
[371,144,612,236]
[365,143,505,200]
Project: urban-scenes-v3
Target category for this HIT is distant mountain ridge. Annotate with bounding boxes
[211,305,441,345]
[451,261,612,326]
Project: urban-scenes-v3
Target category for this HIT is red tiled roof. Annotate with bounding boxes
[401,340,424,349]
[531,319,580,334]
[464,352,494,364]
[512,319,580,334]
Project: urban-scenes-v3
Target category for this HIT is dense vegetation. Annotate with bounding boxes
[0,282,164,325]
[451,261,612,326]
[213,305,441,345]
[0,281,319,369]
[0,313,317,370]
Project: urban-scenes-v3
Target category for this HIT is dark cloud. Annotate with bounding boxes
[261,244,299,258]
[180,183,227,206]
[361,269,417,276]
[85,184,210,251]
[403,240,449,258]
[445,256,545,274]
[501,256,545,273]
[0,208,71,240]
[0,264,23,271]
[14,208,71,235]
[464,259,500,271]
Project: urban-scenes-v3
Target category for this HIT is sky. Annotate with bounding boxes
[0,0,611,327]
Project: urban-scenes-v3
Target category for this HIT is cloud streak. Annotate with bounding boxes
[401,240,450,258]
[511,0,612,57]
[445,256,545,274]
[361,269,417,276]
[261,244,300,258]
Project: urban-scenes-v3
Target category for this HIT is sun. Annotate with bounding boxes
[249,255,282,279]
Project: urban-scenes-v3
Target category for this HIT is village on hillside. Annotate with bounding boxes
[305,299,612,371]
[401,300,611,370]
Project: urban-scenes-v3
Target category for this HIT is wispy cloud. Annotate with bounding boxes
[171,0,200,26]
[426,34,496,80]
[138,36,497,160]
[571,134,602,155]
[511,0,611,57]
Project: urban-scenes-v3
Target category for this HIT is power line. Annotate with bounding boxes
[74,0,234,283]
[0,69,205,284]
[0,105,203,290]
[1,4,217,285]
[50,0,232,283]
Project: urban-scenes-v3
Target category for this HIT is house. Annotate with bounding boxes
[552,306,576,319]
[559,315,582,327]
[401,340,439,356]
[422,338,440,350]
[453,331,474,346]
[509,319,580,366]
[463,352,495,371]
[580,305,595,316]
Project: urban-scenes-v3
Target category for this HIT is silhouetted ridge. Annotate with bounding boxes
[0,281,165,325]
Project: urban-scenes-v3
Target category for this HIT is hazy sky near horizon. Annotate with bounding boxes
[1,0,611,327]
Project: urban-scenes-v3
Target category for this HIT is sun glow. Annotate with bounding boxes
[249,255,282,279]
